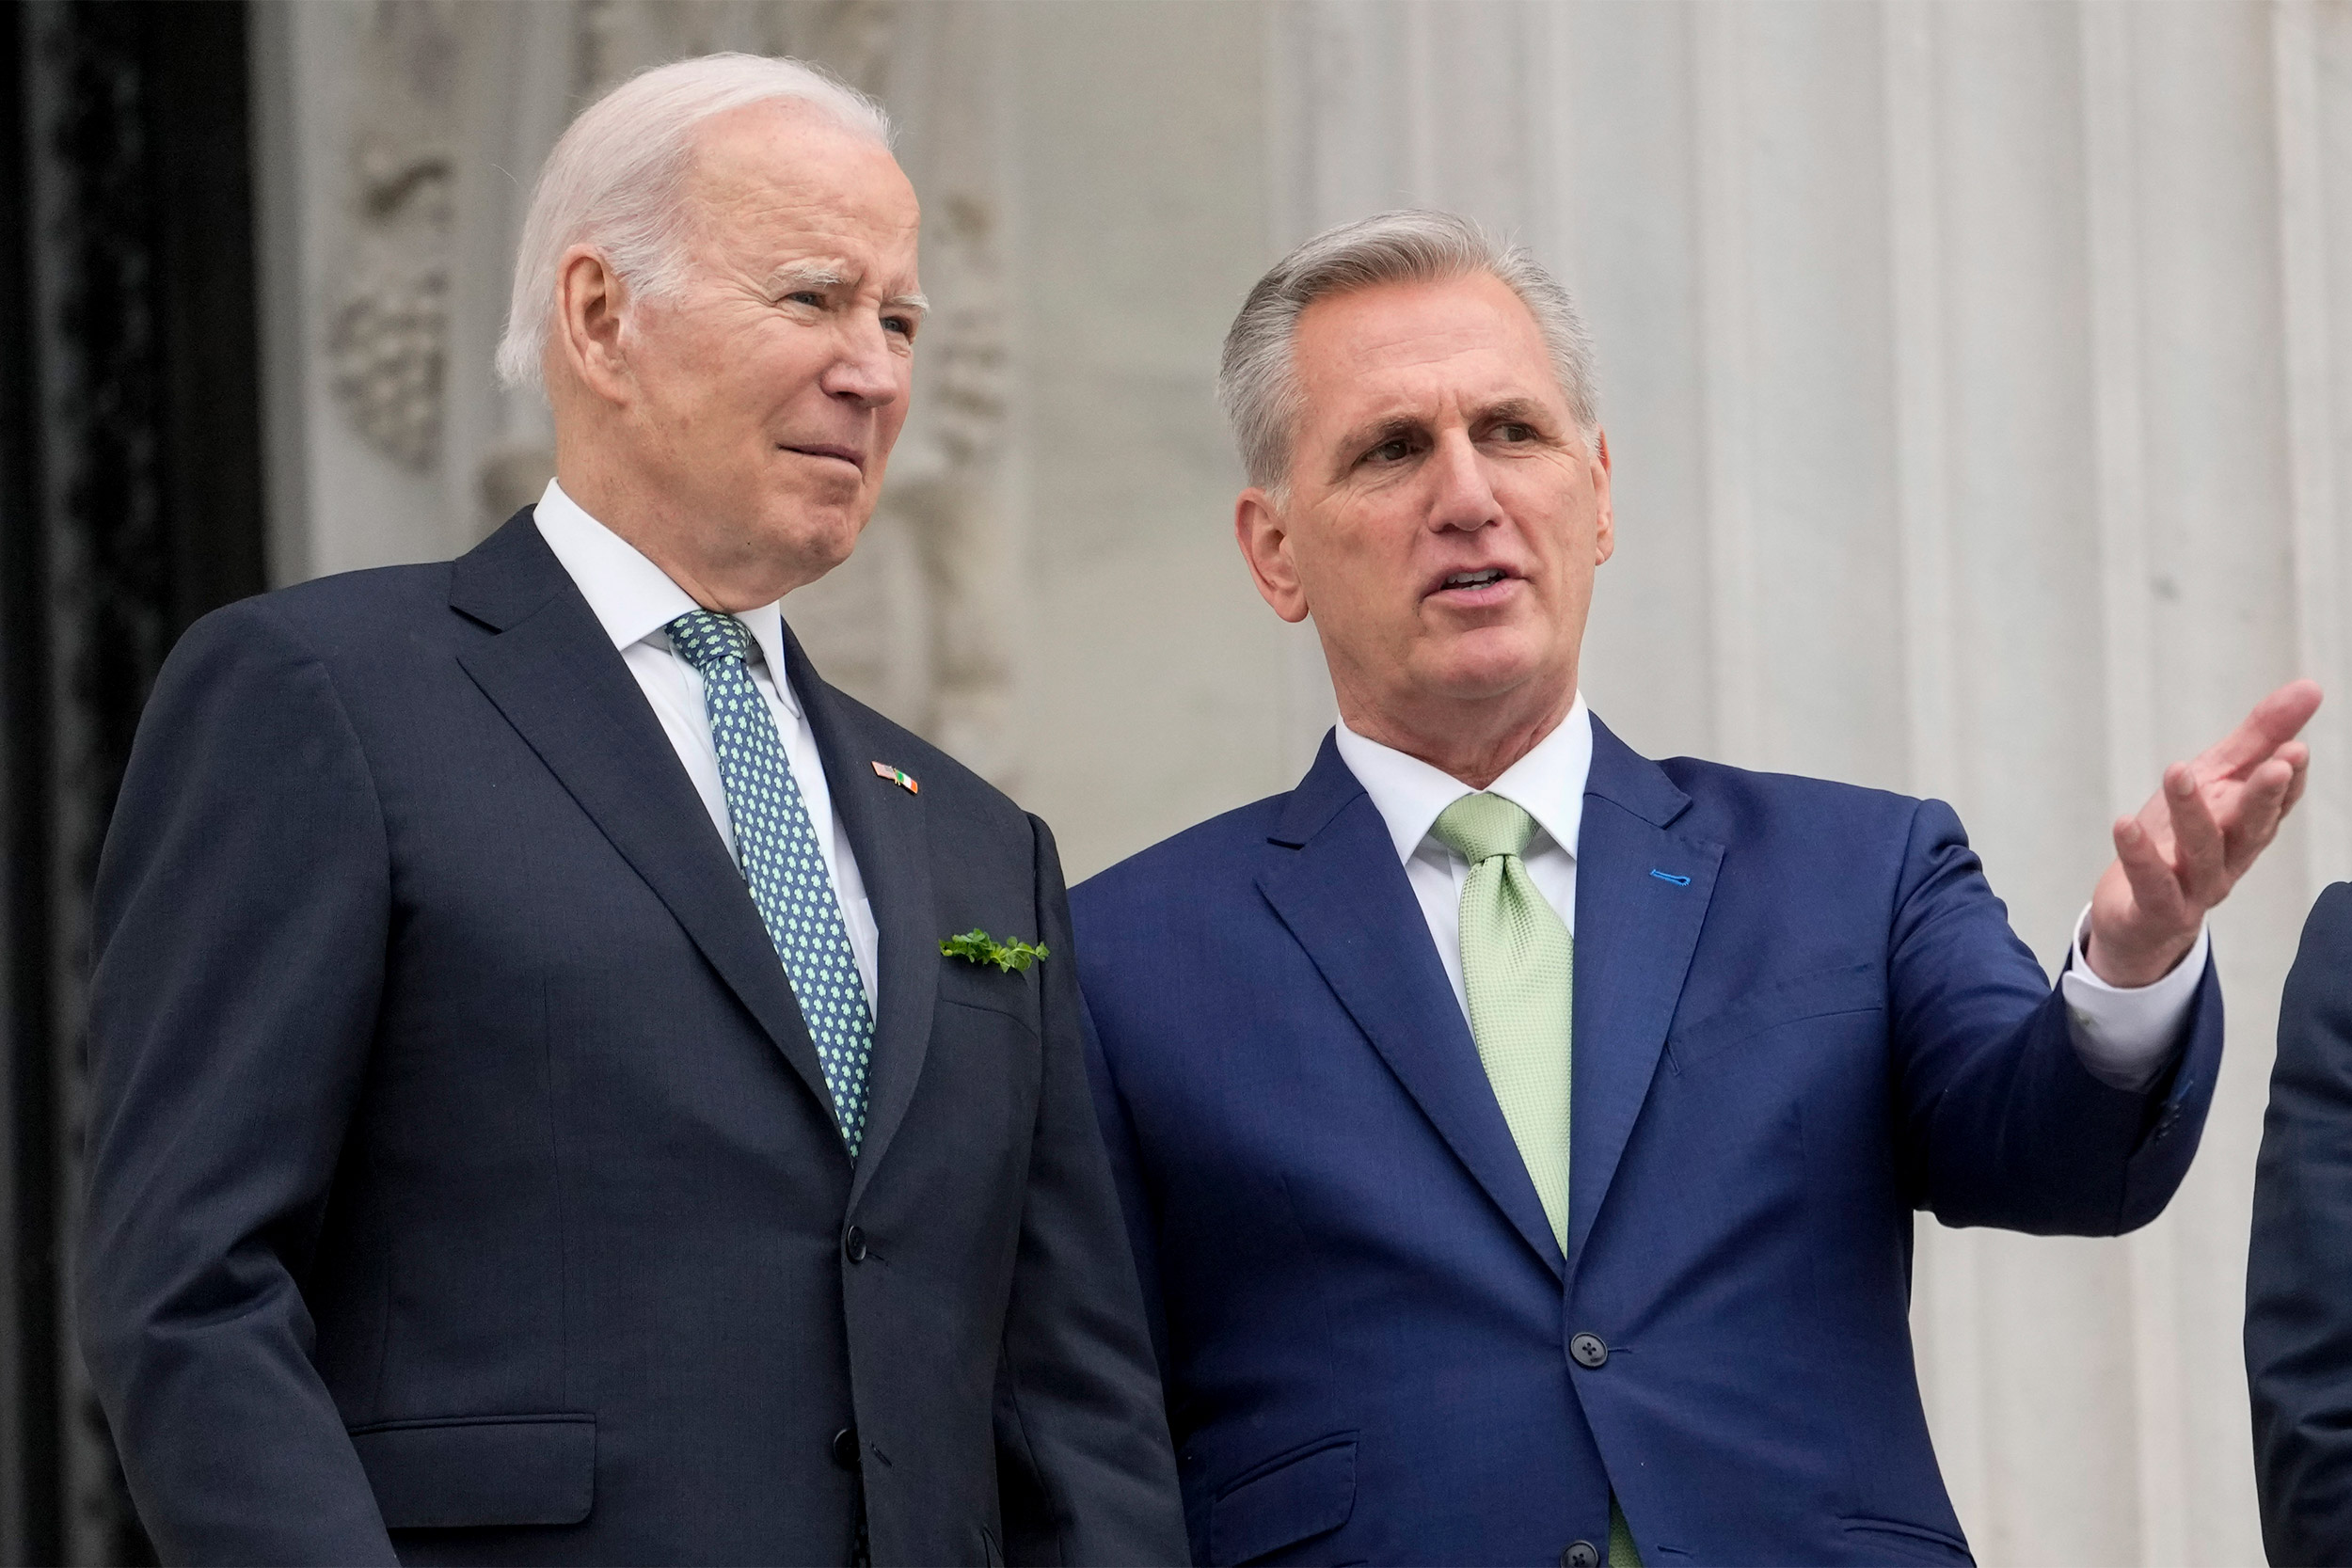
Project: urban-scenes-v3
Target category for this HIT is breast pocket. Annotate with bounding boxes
[1665,961,1885,1078]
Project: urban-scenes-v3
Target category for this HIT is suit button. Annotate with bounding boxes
[831,1427,860,1470]
[844,1226,867,1263]
[1570,1332,1609,1369]
[1563,1542,1599,1568]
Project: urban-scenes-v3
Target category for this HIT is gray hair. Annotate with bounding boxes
[1216,211,1600,491]
[493,53,894,392]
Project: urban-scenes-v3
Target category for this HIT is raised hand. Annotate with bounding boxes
[2087,680,2323,987]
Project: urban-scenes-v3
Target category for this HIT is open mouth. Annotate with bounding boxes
[1437,568,1510,593]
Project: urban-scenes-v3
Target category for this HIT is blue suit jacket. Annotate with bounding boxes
[1073,719,2220,1567]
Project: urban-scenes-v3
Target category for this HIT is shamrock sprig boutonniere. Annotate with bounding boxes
[940,927,1049,974]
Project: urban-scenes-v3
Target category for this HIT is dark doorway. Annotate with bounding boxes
[2,2,270,1560]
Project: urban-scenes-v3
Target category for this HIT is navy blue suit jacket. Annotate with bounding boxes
[1074,720,2220,1567]
[2247,881,2352,1564]
[78,515,1184,1565]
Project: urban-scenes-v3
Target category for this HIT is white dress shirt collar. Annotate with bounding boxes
[532,479,802,715]
[1334,695,1592,864]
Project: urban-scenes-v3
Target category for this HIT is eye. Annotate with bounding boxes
[882,314,915,340]
[784,290,825,309]
[1494,422,1535,443]
[1364,436,1417,466]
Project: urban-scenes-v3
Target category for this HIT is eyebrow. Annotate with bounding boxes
[1476,397,1552,427]
[1335,414,1424,458]
[768,261,930,317]
[1332,397,1557,461]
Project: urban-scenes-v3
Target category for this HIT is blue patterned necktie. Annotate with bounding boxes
[665,610,873,1155]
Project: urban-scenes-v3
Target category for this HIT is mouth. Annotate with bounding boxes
[1428,566,1518,601]
[780,443,865,474]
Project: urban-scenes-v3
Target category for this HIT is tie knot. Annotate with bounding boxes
[1432,792,1539,865]
[665,610,753,673]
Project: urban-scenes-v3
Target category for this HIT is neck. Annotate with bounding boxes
[553,436,798,613]
[1337,680,1578,790]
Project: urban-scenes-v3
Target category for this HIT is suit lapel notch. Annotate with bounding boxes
[452,546,839,1125]
[1259,777,1565,1277]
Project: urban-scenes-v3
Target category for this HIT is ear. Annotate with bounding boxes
[552,245,635,407]
[1235,488,1311,624]
[1589,427,1615,567]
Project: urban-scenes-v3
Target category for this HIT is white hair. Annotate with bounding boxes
[1216,210,1600,492]
[493,53,894,392]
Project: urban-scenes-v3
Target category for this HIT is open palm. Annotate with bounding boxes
[2087,679,2323,987]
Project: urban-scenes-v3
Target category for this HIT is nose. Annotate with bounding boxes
[818,318,903,410]
[1426,428,1502,533]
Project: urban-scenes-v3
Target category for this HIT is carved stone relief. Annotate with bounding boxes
[326,1,458,473]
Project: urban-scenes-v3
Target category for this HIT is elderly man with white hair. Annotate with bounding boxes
[1073,212,2318,1566]
[77,55,1184,1566]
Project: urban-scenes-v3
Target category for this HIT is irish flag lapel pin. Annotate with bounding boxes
[871,760,919,794]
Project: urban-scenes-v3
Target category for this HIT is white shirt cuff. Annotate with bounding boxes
[2059,903,2209,1092]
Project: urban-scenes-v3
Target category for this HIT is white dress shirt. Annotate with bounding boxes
[533,479,879,1007]
[1333,698,2207,1092]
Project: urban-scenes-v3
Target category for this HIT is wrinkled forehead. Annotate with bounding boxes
[1292,276,1568,428]
[679,101,921,269]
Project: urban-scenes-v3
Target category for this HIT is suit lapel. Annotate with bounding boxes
[1258,735,1565,1277]
[450,515,839,1128]
[1567,717,1722,1274]
[780,625,940,1202]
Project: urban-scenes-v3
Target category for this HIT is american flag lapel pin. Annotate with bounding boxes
[870,760,919,794]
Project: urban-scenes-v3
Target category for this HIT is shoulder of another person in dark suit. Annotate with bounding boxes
[2297,880,2352,963]
[2279,881,2352,1060]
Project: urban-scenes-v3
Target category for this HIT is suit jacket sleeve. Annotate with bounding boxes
[77,601,400,1565]
[1889,797,2220,1236]
[2248,881,2352,1566]
[991,815,1188,1567]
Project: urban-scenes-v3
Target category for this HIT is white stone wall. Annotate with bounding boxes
[250,4,2352,1560]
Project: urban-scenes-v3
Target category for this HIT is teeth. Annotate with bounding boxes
[1446,570,1505,588]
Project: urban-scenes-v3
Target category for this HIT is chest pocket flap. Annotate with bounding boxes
[1667,960,1885,1076]
[1209,1435,1358,1565]
[352,1412,595,1528]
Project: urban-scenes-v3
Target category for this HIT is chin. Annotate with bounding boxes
[1422,631,1559,704]
[756,501,867,581]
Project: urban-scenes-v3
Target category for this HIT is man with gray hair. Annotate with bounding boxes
[1073,211,2317,1564]
[79,54,1183,1565]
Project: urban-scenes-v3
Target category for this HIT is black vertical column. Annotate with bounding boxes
[4,3,268,1561]
[0,4,62,1560]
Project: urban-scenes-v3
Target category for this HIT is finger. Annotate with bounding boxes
[2167,762,2229,904]
[2280,740,2312,816]
[2221,756,2296,878]
[2197,678,2325,777]
[2129,777,2177,856]
[2113,814,2189,928]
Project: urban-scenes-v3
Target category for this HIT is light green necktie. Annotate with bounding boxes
[1432,792,1573,1249]
[1432,793,1642,1568]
